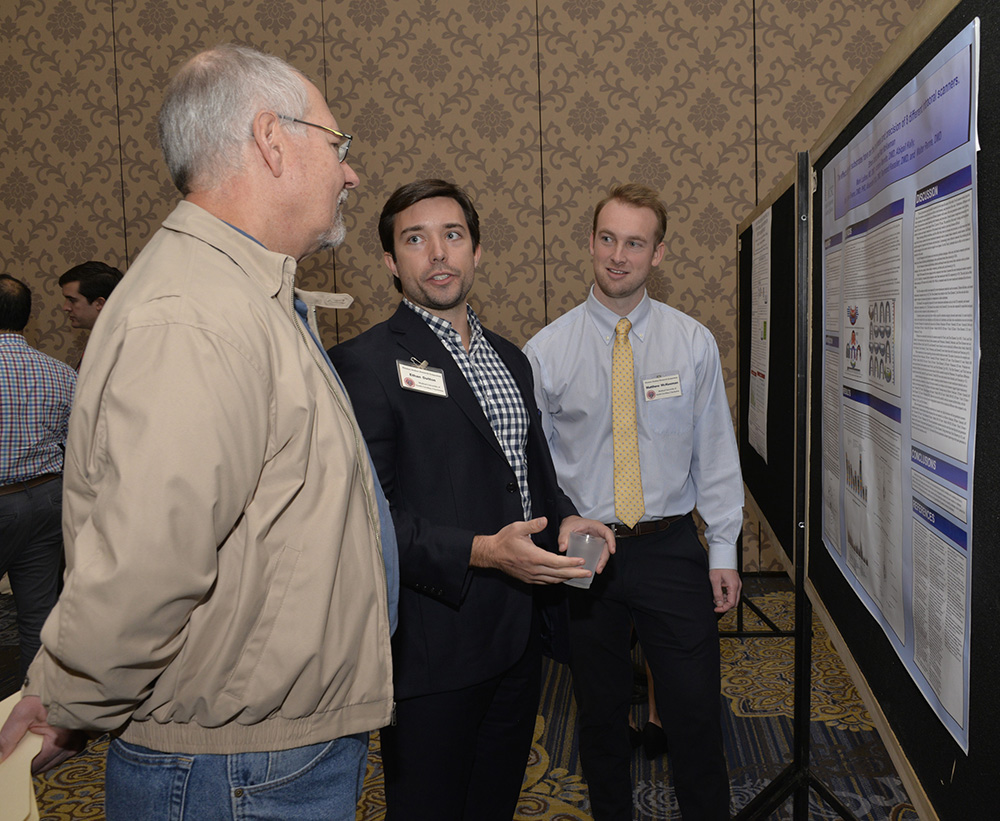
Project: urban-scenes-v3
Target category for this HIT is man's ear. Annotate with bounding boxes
[588,232,596,256]
[93,297,107,313]
[252,111,285,178]
[383,251,398,276]
[652,242,666,267]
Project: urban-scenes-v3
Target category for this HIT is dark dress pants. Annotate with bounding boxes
[0,476,63,682]
[568,515,730,821]
[381,630,542,821]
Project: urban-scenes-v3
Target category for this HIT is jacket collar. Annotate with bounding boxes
[162,201,295,299]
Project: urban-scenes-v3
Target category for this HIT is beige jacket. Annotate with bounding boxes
[26,201,393,754]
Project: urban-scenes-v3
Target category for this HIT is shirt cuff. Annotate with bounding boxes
[707,541,738,571]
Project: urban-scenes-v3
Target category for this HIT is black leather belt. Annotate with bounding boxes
[604,513,687,539]
[0,473,60,497]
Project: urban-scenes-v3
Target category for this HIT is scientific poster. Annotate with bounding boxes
[819,21,979,750]
[748,207,772,462]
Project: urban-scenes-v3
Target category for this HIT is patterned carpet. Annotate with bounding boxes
[1,583,919,820]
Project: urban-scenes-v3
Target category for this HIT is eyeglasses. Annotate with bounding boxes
[278,115,352,163]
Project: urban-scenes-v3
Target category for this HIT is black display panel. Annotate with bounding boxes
[738,182,798,566]
[809,4,999,816]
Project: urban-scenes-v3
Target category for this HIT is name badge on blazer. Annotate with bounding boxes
[397,359,448,397]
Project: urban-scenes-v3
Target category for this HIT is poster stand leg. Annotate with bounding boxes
[732,556,860,821]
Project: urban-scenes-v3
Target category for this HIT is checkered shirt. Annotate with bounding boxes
[404,300,532,519]
[0,333,77,485]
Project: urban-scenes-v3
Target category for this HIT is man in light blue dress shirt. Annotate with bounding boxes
[524,183,744,821]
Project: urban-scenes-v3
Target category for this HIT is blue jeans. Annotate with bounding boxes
[0,476,63,682]
[105,733,369,821]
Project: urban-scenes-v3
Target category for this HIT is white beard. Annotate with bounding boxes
[318,191,350,249]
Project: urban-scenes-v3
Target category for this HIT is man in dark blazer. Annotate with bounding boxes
[329,179,614,821]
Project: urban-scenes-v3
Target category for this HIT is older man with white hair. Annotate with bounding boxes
[0,44,397,821]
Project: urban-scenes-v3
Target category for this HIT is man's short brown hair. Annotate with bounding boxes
[592,183,668,245]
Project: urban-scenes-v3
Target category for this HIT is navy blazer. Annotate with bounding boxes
[329,303,575,699]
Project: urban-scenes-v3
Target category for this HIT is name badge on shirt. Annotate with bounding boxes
[397,360,448,397]
[643,373,682,401]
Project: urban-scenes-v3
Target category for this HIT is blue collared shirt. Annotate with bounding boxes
[403,299,532,519]
[0,333,76,486]
[524,287,744,569]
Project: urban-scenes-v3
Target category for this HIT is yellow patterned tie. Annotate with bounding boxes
[612,317,644,528]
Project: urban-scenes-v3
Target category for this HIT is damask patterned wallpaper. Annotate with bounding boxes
[1,0,922,564]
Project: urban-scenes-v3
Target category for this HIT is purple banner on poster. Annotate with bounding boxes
[915,165,973,208]
[834,47,972,219]
[911,445,969,490]
[912,499,968,551]
[845,199,904,240]
[842,386,902,423]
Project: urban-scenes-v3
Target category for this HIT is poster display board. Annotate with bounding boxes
[816,20,979,751]
[748,208,772,463]
[738,180,798,567]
